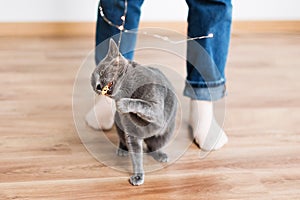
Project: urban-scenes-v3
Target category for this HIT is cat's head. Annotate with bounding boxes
[91,39,128,97]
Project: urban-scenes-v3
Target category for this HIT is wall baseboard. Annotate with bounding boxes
[0,22,96,37]
[0,21,299,37]
[232,21,300,34]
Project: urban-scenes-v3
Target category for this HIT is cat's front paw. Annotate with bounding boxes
[129,173,144,186]
[116,98,130,114]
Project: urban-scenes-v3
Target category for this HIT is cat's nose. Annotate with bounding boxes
[96,84,102,91]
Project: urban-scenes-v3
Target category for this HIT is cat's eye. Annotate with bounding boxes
[96,84,101,91]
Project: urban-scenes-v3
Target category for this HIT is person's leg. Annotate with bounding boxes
[95,0,144,63]
[184,0,232,151]
[86,0,144,130]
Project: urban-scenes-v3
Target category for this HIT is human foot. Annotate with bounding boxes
[189,99,228,151]
[85,96,115,130]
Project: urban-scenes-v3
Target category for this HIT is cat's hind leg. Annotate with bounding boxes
[144,135,169,163]
[115,113,128,157]
[149,150,168,163]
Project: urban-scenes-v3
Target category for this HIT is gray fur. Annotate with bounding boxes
[91,39,177,186]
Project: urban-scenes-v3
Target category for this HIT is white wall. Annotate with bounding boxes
[0,0,98,22]
[232,0,300,20]
[0,0,299,22]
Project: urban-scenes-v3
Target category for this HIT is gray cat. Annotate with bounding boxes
[91,39,177,186]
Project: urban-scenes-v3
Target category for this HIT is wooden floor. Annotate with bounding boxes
[0,33,300,199]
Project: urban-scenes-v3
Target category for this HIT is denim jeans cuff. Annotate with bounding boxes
[183,83,227,101]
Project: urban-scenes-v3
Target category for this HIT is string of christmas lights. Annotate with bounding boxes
[98,0,214,46]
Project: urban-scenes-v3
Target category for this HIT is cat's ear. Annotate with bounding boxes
[108,38,119,58]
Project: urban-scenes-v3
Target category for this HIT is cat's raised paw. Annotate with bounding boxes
[116,148,128,157]
[129,173,144,186]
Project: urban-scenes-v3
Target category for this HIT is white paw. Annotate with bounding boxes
[129,173,144,186]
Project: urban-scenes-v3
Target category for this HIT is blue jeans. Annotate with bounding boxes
[96,0,232,101]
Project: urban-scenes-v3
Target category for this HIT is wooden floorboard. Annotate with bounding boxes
[0,33,299,199]
[1,21,300,37]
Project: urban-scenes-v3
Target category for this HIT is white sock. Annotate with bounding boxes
[85,96,115,130]
[189,99,228,151]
